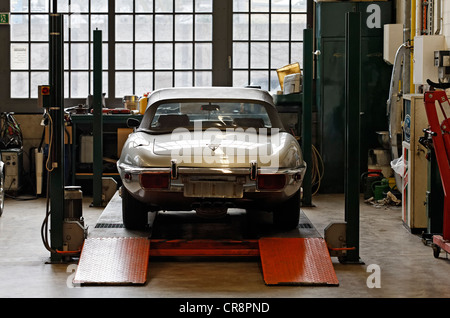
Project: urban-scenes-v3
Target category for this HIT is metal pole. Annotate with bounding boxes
[301,28,313,207]
[92,29,103,207]
[49,13,65,262]
[343,12,362,264]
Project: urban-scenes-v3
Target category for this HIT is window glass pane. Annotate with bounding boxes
[64,72,69,97]
[155,44,173,69]
[11,15,29,41]
[91,15,108,39]
[155,15,173,41]
[175,71,193,87]
[195,43,212,69]
[175,43,193,69]
[115,0,133,13]
[135,72,153,95]
[135,44,153,70]
[195,15,212,41]
[154,72,173,89]
[116,72,133,97]
[272,0,290,12]
[55,0,69,13]
[116,15,133,41]
[30,0,49,12]
[91,0,108,13]
[30,15,48,41]
[292,0,307,12]
[250,14,269,40]
[136,0,154,13]
[71,72,89,98]
[196,0,212,13]
[70,14,89,41]
[270,71,280,91]
[251,0,269,12]
[291,14,306,41]
[250,70,268,90]
[63,14,69,41]
[233,42,248,69]
[233,14,248,41]
[271,14,290,41]
[251,42,268,68]
[71,43,89,70]
[175,15,193,41]
[233,0,248,12]
[64,43,69,70]
[175,0,193,12]
[135,15,153,42]
[11,0,29,12]
[233,71,248,87]
[31,43,49,70]
[31,72,48,98]
[195,71,212,86]
[291,42,303,67]
[155,0,173,13]
[11,72,29,98]
[11,44,29,70]
[270,42,289,69]
[116,44,134,70]
[71,0,89,13]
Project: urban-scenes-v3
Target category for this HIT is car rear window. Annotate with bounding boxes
[148,102,273,130]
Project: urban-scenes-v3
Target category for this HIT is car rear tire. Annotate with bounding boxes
[121,186,149,230]
[273,190,300,230]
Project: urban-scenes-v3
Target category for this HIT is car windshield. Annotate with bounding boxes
[147,102,272,131]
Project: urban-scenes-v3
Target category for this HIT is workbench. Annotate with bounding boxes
[69,113,143,186]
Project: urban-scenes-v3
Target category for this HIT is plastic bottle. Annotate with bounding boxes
[139,92,150,115]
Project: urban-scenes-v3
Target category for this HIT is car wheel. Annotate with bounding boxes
[121,186,149,230]
[273,190,300,230]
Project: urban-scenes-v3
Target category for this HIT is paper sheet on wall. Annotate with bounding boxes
[11,44,28,70]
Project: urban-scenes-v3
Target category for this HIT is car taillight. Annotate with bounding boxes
[140,172,170,189]
[257,174,286,190]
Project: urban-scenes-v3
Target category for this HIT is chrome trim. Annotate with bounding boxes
[119,163,306,176]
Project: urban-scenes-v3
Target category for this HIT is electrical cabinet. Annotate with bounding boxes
[0,148,23,192]
[402,94,429,232]
[413,35,445,85]
[315,1,393,193]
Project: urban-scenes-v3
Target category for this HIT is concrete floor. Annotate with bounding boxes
[0,192,449,299]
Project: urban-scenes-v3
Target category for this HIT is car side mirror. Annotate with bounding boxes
[127,118,140,128]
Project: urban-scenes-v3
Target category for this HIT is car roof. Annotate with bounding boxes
[147,87,276,107]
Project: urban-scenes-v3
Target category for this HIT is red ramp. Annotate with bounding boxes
[259,237,339,286]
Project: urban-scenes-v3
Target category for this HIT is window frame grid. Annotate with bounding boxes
[114,0,213,97]
[232,0,306,91]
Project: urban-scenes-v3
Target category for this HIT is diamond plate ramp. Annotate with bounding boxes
[73,237,150,285]
[259,237,339,286]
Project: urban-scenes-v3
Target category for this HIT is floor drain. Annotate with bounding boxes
[95,223,125,228]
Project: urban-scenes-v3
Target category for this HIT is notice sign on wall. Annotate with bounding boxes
[0,13,9,25]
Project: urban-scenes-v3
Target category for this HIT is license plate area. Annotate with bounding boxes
[183,175,244,198]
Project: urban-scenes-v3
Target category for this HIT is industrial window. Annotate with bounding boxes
[10,0,109,99]
[114,0,213,98]
[8,0,307,104]
[232,0,307,91]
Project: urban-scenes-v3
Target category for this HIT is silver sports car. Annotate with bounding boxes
[117,87,306,230]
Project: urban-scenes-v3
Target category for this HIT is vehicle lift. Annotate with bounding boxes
[72,23,365,287]
[422,80,450,258]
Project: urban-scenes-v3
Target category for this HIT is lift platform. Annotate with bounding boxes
[73,193,339,286]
